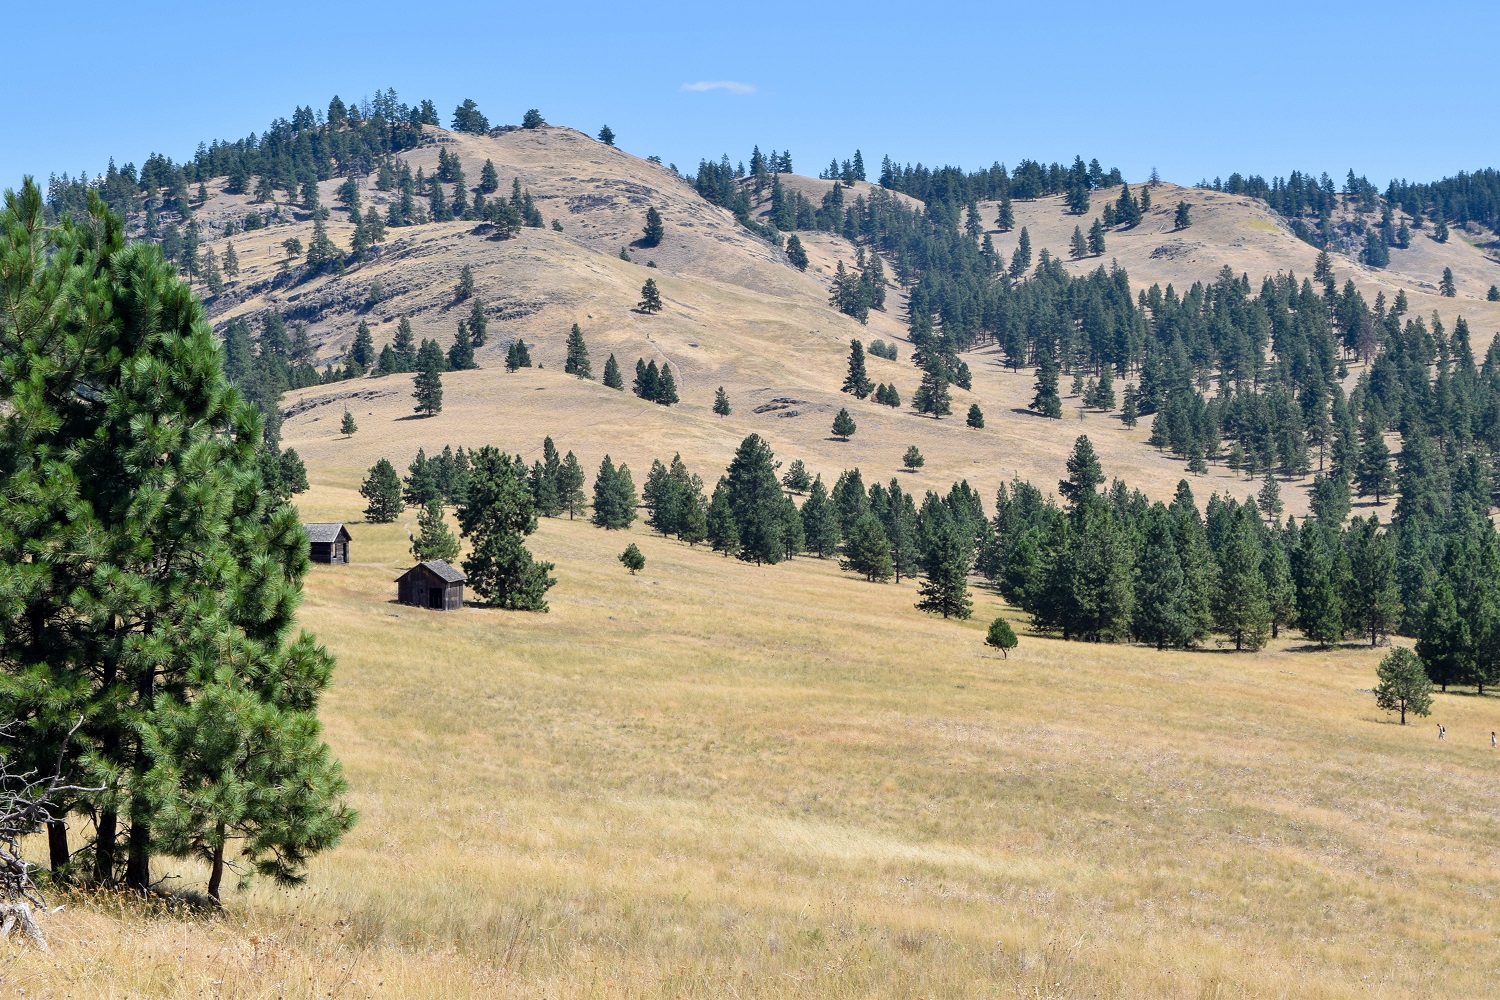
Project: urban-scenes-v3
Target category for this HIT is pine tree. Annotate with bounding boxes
[557,451,587,520]
[996,192,1014,232]
[222,240,239,277]
[1374,647,1432,724]
[1069,225,1088,260]
[1059,435,1105,513]
[1214,507,1271,650]
[985,618,1018,657]
[403,448,442,507]
[1009,226,1032,278]
[458,447,555,611]
[1173,202,1192,230]
[725,434,788,565]
[360,459,405,522]
[447,322,475,371]
[1355,414,1392,503]
[392,317,417,372]
[603,353,624,389]
[832,407,857,441]
[713,385,731,416]
[564,323,592,378]
[0,186,353,890]
[706,478,740,556]
[1121,389,1138,427]
[801,476,842,557]
[1344,515,1402,646]
[479,159,499,193]
[1133,504,1196,650]
[655,363,679,405]
[913,365,952,418]
[597,125,616,146]
[591,456,638,529]
[902,445,924,471]
[1257,474,1282,521]
[505,339,532,371]
[641,207,665,247]
[638,278,663,313]
[1440,267,1456,297]
[781,459,813,493]
[842,340,874,398]
[467,299,488,346]
[411,501,460,562]
[341,409,357,437]
[1293,522,1347,648]
[619,543,645,574]
[1030,352,1063,418]
[785,234,808,271]
[840,514,893,582]
[967,403,985,428]
[916,520,973,619]
[412,360,443,416]
[451,98,490,133]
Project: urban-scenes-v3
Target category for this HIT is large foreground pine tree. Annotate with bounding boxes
[0,180,352,895]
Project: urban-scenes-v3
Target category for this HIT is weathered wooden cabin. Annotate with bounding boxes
[304,523,352,564]
[395,560,466,610]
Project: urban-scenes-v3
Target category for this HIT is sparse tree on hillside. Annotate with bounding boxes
[1069,225,1088,260]
[1374,647,1432,725]
[1009,226,1032,278]
[467,299,488,346]
[996,191,1014,232]
[603,353,624,389]
[591,456,638,529]
[564,323,592,378]
[454,264,474,302]
[504,339,532,371]
[522,109,545,129]
[832,407,857,441]
[598,125,616,146]
[638,278,663,313]
[619,542,645,574]
[459,447,555,610]
[781,459,813,493]
[361,459,405,522]
[916,520,973,619]
[1088,218,1107,256]
[985,618,1018,657]
[1441,267,1456,297]
[785,234,808,271]
[557,451,587,519]
[902,445,924,471]
[479,159,499,193]
[341,410,357,437]
[452,99,490,133]
[222,240,239,277]
[967,403,985,428]
[842,340,874,398]
[713,385,731,416]
[642,207,665,248]
[413,360,443,417]
[1030,352,1063,418]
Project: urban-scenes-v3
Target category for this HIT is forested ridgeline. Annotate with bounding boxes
[362,427,1500,691]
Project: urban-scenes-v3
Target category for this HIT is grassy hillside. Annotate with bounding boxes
[14,482,1500,997]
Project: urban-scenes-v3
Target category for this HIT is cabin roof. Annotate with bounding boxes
[395,559,466,584]
[304,522,351,543]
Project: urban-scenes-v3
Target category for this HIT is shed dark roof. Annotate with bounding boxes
[395,559,466,583]
[304,522,351,543]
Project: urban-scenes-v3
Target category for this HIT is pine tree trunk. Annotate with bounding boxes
[93,809,116,886]
[47,820,69,876]
[207,828,225,901]
[125,814,151,893]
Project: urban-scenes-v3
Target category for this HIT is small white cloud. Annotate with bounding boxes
[680,80,756,95]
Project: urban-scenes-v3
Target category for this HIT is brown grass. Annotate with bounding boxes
[10,483,1500,997]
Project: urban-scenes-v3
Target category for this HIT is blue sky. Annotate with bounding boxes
[6,1,1497,191]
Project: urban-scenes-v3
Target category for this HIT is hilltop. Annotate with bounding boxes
[149,121,1500,519]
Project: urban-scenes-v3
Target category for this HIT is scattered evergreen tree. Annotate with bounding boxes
[1374,647,1432,724]
[619,543,645,575]
[832,407,857,441]
[522,108,545,129]
[913,365,952,418]
[985,618,1018,657]
[478,159,499,193]
[1030,352,1063,418]
[725,434,789,565]
[964,403,985,429]
[638,278,663,313]
[785,234,808,271]
[842,340,874,398]
[452,99,490,133]
[1173,202,1192,230]
[1009,226,1032,278]
[603,353,624,389]
[466,299,488,346]
[641,207,665,247]
[713,385,731,416]
[341,409,357,437]
[591,456,638,529]
[564,323,591,378]
[1069,226,1088,260]
[801,476,842,557]
[454,264,474,302]
[597,124,616,146]
[458,447,555,610]
[504,339,532,371]
[902,445,924,471]
[1440,267,1456,297]
[557,451,587,519]
[412,358,443,416]
[655,363,679,405]
[706,478,740,556]
[447,322,476,371]
[361,459,405,522]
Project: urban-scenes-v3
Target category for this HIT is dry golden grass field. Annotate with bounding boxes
[9,126,1500,997]
[11,478,1500,998]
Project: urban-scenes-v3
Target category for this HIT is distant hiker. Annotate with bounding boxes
[1491,731,1496,749]
[1438,724,1446,740]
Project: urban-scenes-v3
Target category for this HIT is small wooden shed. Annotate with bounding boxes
[304,523,352,564]
[395,560,466,610]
